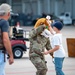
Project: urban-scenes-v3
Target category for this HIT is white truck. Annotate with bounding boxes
[58,12,75,25]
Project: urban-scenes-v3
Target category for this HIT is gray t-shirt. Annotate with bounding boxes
[0,19,9,32]
[0,19,9,49]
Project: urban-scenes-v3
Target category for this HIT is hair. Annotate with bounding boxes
[0,3,12,16]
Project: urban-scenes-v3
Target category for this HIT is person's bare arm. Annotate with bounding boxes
[43,45,59,55]
[46,19,55,34]
[3,32,14,64]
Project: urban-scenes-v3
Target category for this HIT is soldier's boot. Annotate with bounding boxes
[40,69,47,75]
[36,69,47,75]
[36,71,39,75]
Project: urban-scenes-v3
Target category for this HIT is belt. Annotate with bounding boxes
[0,50,6,53]
[0,50,4,53]
[0,47,5,50]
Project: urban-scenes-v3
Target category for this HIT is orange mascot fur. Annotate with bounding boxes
[34,16,52,30]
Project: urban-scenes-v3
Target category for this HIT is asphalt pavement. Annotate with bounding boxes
[6,25,75,75]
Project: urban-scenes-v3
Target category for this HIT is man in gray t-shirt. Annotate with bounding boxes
[0,3,14,75]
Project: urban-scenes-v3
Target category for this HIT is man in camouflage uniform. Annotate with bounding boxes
[29,25,53,75]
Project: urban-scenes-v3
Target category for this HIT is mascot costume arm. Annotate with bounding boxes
[29,25,46,39]
[33,15,54,58]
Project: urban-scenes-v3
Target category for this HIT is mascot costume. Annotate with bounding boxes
[29,15,53,75]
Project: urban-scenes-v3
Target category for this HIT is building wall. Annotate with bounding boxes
[72,0,75,19]
[13,0,22,13]
[0,0,75,19]
[64,0,75,18]
[65,0,72,16]
[22,0,37,15]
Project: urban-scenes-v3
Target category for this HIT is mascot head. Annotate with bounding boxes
[34,15,52,30]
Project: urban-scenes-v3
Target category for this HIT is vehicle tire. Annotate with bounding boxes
[13,48,23,58]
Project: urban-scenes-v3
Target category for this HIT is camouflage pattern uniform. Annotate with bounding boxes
[29,25,52,75]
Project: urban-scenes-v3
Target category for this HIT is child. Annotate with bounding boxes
[43,21,65,75]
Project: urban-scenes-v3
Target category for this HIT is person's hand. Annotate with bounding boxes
[41,29,51,38]
[9,56,14,65]
[41,51,49,55]
[47,20,50,25]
